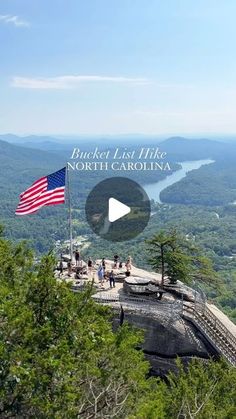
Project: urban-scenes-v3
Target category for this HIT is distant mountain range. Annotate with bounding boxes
[0,134,73,151]
[0,134,236,205]
[160,137,236,163]
[0,138,65,176]
[1,134,236,163]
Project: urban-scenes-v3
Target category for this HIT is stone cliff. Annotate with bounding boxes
[57,258,236,375]
[113,311,218,377]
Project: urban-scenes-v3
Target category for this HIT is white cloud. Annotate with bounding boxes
[0,14,30,27]
[11,75,149,89]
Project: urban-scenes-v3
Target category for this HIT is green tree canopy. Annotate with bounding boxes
[147,230,217,287]
[0,237,152,417]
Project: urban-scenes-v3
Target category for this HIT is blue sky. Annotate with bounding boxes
[1,0,236,136]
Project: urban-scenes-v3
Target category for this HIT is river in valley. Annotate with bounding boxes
[144,159,214,203]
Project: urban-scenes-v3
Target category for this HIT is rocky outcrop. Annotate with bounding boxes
[65,258,232,375]
[113,310,218,377]
[163,283,200,302]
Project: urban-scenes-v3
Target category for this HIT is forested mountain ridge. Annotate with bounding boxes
[0,139,67,216]
[0,140,69,251]
[161,136,236,161]
[0,137,63,163]
[161,159,236,205]
[0,138,65,182]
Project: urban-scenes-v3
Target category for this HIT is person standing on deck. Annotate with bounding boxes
[101,258,106,271]
[113,254,119,268]
[75,249,80,267]
[109,270,115,288]
[87,257,93,276]
[125,256,132,275]
[67,259,72,277]
[97,265,104,286]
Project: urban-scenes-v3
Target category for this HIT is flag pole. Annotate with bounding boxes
[66,163,73,262]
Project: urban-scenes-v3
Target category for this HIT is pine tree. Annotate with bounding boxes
[147,230,217,287]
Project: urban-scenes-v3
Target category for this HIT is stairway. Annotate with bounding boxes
[183,302,236,366]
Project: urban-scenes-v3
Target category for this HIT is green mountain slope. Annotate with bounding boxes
[161,160,236,205]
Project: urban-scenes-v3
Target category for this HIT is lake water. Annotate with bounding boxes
[144,159,214,203]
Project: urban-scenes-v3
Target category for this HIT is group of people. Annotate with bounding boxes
[97,263,115,288]
[97,255,132,288]
[59,249,83,278]
[113,254,132,271]
[60,252,94,279]
[59,250,133,287]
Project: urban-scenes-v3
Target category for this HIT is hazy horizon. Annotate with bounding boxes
[1,132,236,139]
[1,132,236,145]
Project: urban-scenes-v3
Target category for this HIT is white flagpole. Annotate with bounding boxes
[66,163,73,262]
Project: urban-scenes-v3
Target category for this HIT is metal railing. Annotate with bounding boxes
[93,290,236,366]
[92,292,182,319]
[183,302,236,366]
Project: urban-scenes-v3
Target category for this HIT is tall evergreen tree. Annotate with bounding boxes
[147,230,216,287]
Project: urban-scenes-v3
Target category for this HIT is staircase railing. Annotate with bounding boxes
[92,292,182,319]
[92,289,236,366]
[183,301,236,366]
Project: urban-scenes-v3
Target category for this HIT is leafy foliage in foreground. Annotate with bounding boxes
[165,359,236,419]
[133,359,236,419]
[0,234,235,418]
[0,238,151,417]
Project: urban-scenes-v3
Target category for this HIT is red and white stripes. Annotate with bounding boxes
[15,176,65,215]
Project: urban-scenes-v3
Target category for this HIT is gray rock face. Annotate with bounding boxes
[89,260,225,375]
[163,283,200,302]
[114,310,218,377]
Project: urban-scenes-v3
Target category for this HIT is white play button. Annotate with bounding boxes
[108,197,131,223]
[86,177,151,241]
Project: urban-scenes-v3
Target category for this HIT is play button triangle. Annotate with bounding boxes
[108,197,131,223]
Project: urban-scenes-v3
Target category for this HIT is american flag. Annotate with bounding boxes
[15,167,66,215]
